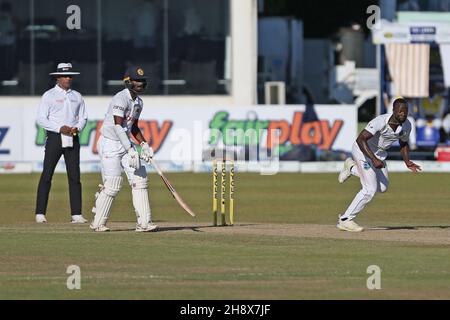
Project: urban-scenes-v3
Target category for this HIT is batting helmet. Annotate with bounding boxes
[123,66,148,93]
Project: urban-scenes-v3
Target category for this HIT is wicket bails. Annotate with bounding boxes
[212,160,235,226]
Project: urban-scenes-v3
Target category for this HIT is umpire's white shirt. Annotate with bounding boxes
[101,88,143,140]
[36,84,88,133]
[356,113,411,161]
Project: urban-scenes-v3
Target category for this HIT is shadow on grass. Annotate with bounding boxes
[112,222,257,233]
[156,223,258,233]
[371,225,450,230]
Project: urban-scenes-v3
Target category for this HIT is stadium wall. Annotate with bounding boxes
[0,97,360,173]
[2,98,447,173]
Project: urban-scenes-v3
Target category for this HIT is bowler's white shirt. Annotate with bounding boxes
[101,88,143,140]
[358,113,411,160]
[36,85,88,133]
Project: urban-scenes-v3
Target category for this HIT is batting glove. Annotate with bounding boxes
[140,142,154,163]
[127,147,140,169]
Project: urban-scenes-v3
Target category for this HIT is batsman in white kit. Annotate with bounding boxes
[337,98,421,232]
[90,66,156,232]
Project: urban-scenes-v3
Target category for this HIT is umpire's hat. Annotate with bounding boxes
[123,66,147,81]
[49,63,80,76]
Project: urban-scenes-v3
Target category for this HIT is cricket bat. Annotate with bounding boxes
[148,158,196,217]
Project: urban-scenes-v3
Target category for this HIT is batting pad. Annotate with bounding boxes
[131,175,151,228]
[92,175,123,228]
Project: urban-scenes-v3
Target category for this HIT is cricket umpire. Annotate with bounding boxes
[35,63,88,223]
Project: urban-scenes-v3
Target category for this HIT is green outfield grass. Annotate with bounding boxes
[0,171,449,299]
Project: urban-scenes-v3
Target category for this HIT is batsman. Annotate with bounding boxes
[90,66,156,232]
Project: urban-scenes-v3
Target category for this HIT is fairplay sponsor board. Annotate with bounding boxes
[0,99,356,165]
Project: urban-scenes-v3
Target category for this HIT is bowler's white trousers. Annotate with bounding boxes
[340,142,389,221]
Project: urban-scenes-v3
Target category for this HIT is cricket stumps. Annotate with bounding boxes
[212,159,235,226]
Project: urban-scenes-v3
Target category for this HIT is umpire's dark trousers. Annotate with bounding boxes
[35,131,82,216]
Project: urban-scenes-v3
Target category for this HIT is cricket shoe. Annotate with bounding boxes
[90,224,110,232]
[338,157,356,183]
[35,214,47,223]
[71,215,88,224]
[336,216,364,232]
[135,223,159,232]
